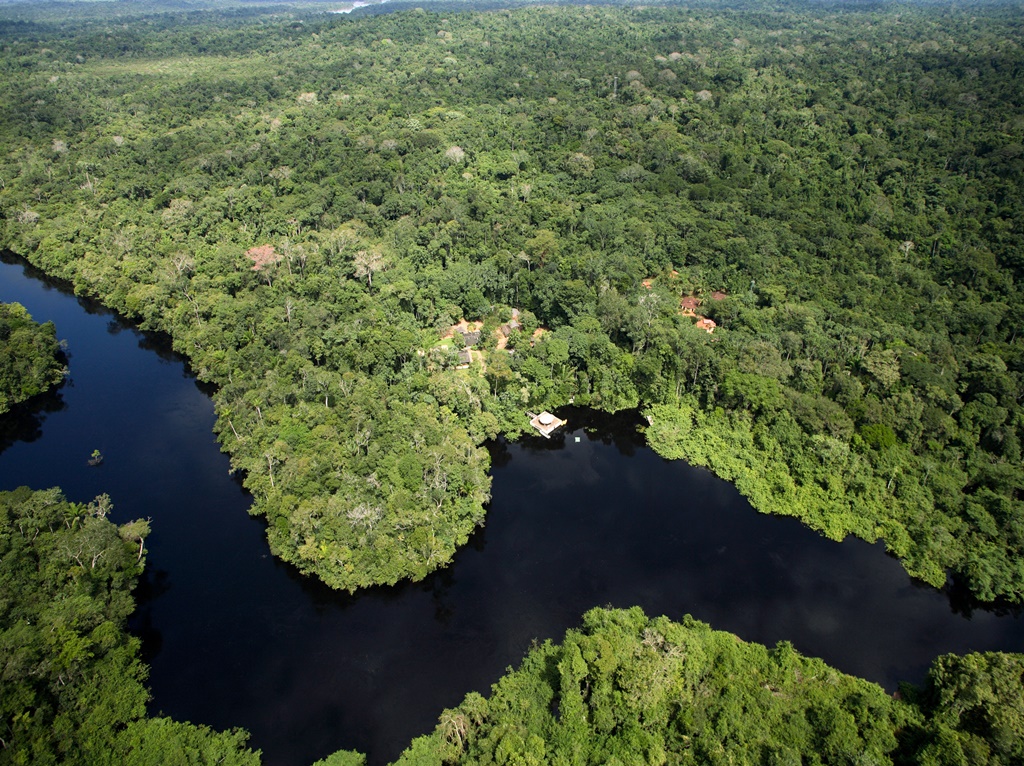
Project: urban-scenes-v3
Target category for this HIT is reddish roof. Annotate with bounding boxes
[680,296,701,311]
[711,290,728,301]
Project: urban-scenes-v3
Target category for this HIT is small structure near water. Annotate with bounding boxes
[529,411,566,438]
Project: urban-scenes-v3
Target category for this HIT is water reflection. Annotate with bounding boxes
[0,384,66,455]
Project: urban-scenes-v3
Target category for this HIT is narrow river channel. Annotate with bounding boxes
[1,253,1022,766]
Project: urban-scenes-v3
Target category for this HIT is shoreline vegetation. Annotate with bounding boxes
[0,487,262,765]
[0,302,66,416]
[384,606,1024,766]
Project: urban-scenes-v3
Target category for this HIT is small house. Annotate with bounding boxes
[500,319,522,337]
[529,410,566,438]
[695,317,717,334]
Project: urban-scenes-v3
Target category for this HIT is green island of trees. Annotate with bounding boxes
[1,0,1023,762]
[0,302,65,415]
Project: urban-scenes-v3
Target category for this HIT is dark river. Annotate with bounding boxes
[1,253,1022,766]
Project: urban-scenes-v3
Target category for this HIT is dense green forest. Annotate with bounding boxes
[385,606,1024,766]
[2,0,1024,757]
[2,2,1024,764]
[0,302,64,414]
[0,1,1022,604]
[0,487,260,765]
[4,0,1022,601]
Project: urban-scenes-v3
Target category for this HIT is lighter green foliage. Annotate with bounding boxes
[392,608,905,765]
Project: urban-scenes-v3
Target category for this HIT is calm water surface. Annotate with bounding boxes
[1,254,1022,766]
